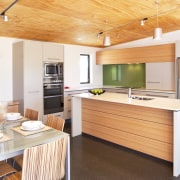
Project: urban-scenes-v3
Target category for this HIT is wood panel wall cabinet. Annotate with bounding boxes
[82,98,173,162]
[96,43,175,64]
[43,42,64,62]
[13,41,43,119]
[146,62,175,91]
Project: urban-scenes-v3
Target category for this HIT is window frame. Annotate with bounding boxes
[80,54,90,84]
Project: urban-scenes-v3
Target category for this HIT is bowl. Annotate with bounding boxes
[88,89,105,95]
[6,113,20,120]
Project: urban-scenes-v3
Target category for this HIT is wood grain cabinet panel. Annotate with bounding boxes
[82,99,173,162]
[96,43,175,64]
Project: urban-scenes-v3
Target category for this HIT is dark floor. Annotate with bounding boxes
[64,121,180,180]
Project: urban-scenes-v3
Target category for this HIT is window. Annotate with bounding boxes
[80,54,90,84]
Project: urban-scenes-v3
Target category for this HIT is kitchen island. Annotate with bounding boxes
[71,92,180,177]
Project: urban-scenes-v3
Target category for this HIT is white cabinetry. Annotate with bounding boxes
[103,88,176,99]
[13,41,43,120]
[43,42,64,62]
[145,91,176,98]
[64,89,89,119]
[133,90,176,98]
[104,88,128,94]
[146,62,175,91]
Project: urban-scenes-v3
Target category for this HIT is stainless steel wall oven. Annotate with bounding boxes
[43,82,64,115]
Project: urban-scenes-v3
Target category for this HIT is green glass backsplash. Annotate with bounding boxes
[103,64,145,88]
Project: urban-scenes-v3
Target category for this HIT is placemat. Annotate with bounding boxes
[11,125,52,136]
[0,134,12,143]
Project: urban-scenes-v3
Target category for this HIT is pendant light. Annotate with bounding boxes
[103,36,111,46]
[153,0,163,40]
[103,20,111,46]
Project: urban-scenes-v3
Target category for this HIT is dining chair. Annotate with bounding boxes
[12,108,39,168]
[0,161,17,179]
[24,108,39,120]
[46,114,65,131]
[6,136,68,180]
[13,114,65,169]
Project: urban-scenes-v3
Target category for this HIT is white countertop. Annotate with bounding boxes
[72,92,180,111]
[64,85,176,94]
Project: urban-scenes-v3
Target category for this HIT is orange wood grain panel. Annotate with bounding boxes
[96,44,175,64]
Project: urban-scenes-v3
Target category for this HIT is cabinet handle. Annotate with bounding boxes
[147,81,160,83]
[44,94,63,98]
[28,90,40,94]
[146,94,169,98]
[47,58,61,61]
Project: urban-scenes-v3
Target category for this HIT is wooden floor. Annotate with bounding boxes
[64,121,180,180]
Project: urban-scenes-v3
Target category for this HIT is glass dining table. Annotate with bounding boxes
[0,120,70,180]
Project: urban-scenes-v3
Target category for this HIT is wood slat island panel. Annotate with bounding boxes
[82,98,173,162]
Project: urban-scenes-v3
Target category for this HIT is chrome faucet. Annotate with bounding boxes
[128,88,131,98]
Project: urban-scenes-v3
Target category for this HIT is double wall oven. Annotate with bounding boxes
[43,62,64,115]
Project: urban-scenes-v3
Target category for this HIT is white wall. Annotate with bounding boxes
[0,37,21,101]
[64,44,102,88]
[105,30,180,50]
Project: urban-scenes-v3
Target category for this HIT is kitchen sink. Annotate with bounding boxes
[131,96,154,101]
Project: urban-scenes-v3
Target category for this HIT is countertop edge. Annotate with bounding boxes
[72,92,180,111]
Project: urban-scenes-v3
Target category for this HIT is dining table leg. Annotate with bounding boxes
[66,135,70,180]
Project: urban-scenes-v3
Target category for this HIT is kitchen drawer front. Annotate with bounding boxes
[82,109,173,144]
[83,121,172,162]
[82,98,173,162]
[82,99,173,125]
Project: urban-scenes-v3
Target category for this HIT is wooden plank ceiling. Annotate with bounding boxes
[0,0,179,47]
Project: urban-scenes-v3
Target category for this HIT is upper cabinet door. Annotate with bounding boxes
[24,41,43,93]
[146,62,175,91]
[43,42,64,62]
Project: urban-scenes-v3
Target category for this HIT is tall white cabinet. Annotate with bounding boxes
[13,40,43,120]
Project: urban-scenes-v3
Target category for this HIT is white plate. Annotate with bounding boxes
[6,115,22,121]
[22,121,42,129]
[0,133,3,139]
[20,124,45,131]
